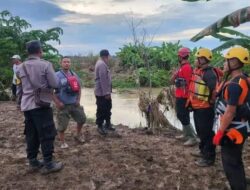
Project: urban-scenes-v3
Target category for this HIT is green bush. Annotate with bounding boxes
[138,67,170,87]
[0,10,63,99]
[112,76,137,88]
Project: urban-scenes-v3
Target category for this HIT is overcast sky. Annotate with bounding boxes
[1,0,250,55]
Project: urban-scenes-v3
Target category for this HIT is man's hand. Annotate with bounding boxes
[213,130,224,145]
[105,94,111,100]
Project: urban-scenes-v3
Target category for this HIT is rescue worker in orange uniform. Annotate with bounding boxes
[172,47,197,146]
[188,48,218,167]
[213,46,250,190]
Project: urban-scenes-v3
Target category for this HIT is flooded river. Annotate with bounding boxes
[80,88,187,129]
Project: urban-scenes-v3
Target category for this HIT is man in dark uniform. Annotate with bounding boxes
[17,40,63,174]
[94,49,114,135]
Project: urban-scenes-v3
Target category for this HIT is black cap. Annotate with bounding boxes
[26,40,42,54]
[100,49,110,57]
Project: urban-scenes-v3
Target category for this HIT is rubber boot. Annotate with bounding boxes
[105,121,115,131]
[184,123,196,139]
[176,125,188,140]
[183,124,197,146]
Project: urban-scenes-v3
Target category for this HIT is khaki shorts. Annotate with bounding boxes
[57,104,86,132]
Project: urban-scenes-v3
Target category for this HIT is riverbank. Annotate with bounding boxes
[1,101,250,189]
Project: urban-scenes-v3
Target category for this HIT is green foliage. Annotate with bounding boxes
[116,43,145,68]
[138,67,170,87]
[116,41,224,88]
[189,5,250,53]
[0,10,63,95]
[117,42,183,70]
[112,76,137,88]
[210,28,250,52]
[210,51,224,67]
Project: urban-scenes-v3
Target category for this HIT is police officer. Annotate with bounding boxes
[94,49,114,135]
[17,40,63,174]
[213,46,250,189]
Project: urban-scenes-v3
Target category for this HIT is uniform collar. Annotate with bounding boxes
[27,55,40,60]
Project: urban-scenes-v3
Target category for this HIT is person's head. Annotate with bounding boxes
[26,40,42,57]
[177,47,190,63]
[61,56,71,71]
[195,48,212,68]
[11,55,21,65]
[100,49,110,63]
[223,46,250,74]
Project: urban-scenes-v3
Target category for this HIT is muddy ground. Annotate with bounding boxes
[1,101,250,190]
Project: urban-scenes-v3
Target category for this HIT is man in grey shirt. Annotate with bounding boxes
[16,40,63,174]
[94,49,114,135]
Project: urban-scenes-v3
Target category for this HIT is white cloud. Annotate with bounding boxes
[53,13,91,24]
[45,0,174,16]
[40,0,250,54]
[43,0,186,24]
[237,24,250,32]
[53,44,89,54]
[154,28,211,42]
[43,0,250,26]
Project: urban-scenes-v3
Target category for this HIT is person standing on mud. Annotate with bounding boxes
[53,56,86,149]
[94,49,114,135]
[16,40,63,174]
[188,48,218,167]
[11,55,22,101]
[171,47,197,146]
[213,46,250,190]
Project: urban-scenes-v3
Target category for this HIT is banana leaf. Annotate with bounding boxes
[219,28,250,40]
[191,6,250,42]
[213,38,250,52]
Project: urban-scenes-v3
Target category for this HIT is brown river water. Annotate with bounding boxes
[80,88,186,129]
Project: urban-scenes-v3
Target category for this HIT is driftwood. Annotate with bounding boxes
[138,87,177,133]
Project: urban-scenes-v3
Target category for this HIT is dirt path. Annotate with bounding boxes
[1,101,250,190]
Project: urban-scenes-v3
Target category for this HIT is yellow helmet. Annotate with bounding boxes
[195,48,212,61]
[224,46,250,64]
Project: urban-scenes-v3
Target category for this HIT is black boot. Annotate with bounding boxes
[246,177,250,185]
[29,158,44,171]
[40,161,63,175]
[97,125,107,135]
[105,122,115,131]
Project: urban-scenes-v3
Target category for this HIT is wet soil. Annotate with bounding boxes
[1,101,250,190]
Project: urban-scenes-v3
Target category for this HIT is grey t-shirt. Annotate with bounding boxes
[16,56,58,111]
[94,59,112,96]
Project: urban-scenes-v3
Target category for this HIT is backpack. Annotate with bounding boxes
[236,76,250,136]
[237,75,250,121]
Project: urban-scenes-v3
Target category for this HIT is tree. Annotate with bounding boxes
[0,10,63,100]
[183,5,250,52]
[183,2,250,71]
